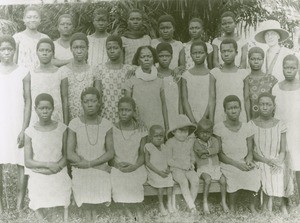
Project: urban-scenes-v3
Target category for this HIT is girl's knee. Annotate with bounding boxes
[219,177,226,185]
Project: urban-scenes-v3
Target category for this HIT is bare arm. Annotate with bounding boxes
[52,58,72,68]
[61,78,69,124]
[245,136,254,163]
[212,44,220,68]
[13,41,19,64]
[179,47,186,67]
[239,44,248,69]
[208,74,216,123]
[207,52,213,69]
[244,78,251,121]
[160,89,169,131]
[181,78,196,123]
[145,148,168,177]
[66,128,81,163]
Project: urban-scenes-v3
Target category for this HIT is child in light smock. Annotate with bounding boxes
[145,125,174,215]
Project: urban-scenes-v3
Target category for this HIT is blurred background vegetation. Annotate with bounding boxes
[0,0,299,46]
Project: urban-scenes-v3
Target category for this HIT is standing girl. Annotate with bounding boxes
[244,47,277,120]
[122,9,151,65]
[30,38,68,125]
[179,18,213,70]
[24,93,71,222]
[59,32,101,122]
[13,5,50,70]
[182,41,215,123]
[251,92,293,214]
[110,97,147,221]
[98,35,135,124]
[0,35,31,211]
[212,11,248,68]
[67,87,114,222]
[124,46,168,130]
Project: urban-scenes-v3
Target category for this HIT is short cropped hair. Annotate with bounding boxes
[220,38,238,52]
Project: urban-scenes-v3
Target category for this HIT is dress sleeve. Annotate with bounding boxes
[96,64,104,81]
[245,121,255,137]
[270,75,278,87]
[24,127,33,138]
[68,118,78,132]
[124,78,134,92]
[206,42,213,54]
[92,65,100,81]
[213,123,222,137]
[59,122,68,134]
[279,120,287,133]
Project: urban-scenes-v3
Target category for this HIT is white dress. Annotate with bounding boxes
[30,69,67,125]
[87,35,109,67]
[13,31,49,70]
[111,127,147,203]
[250,120,294,197]
[69,117,112,207]
[25,122,71,210]
[213,122,260,193]
[0,66,29,165]
[211,68,248,123]
[273,84,300,170]
[182,71,210,122]
[151,39,183,69]
[53,40,73,61]
[145,143,174,188]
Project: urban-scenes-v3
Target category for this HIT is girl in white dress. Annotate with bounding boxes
[251,92,293,215]
[24,93,71,222]
[145,125,174,215]
[182,41,215,123]
[13,5,49,70]
[30,38,68,125]
[110,97,147,221]
[67,87,114,222]
[0,35,31,211]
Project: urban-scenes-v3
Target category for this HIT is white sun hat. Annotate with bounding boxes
[166,114,197,139]
[254,20,289,44]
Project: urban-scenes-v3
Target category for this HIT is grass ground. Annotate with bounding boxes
[1,164,300,223]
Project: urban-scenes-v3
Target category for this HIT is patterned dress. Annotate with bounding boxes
[98,63,135,123]
[244,74,278,119]
[69,117,112,206]
[59,65,99,121]
[25,122,71,210]
[250,120,294,197]
[87,35,109,67]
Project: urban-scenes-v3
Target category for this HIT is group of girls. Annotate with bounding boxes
[1,4,300,222]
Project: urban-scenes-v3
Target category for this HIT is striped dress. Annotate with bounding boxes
[250,120,294,197]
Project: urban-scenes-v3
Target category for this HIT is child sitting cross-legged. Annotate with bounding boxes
[166,115,199,213]
[193,118,229,214]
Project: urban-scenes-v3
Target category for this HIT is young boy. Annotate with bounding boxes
[87,8,109,67]
[166,114,199,212]
[194,118,229,214]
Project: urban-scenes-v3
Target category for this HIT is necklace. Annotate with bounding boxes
[84,116,100,146]
[71,62,89,82]
[119,120,136,141]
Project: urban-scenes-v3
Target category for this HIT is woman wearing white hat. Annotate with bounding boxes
[254,20,296,81]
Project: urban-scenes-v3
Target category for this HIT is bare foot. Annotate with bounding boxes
[221,201,229,213]
[203,202,210,215]
[280,205,288,216]
[249,204,258,214]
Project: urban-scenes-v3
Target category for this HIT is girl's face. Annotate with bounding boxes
[191,45,207,65]
[71,40,88,62]
[106,41,121,61]
[35,101,53,122]
[81,94,100,116]
[0,42,15,63]
[118,102,135,123]
[225,101,241,121]
[283,60,298,81]
[58,17,73,36]
[23,10,41,30]
[93,14,108,32]
[172,127,189,142]
[159,22,174,41]
[189,21,203,40]
[264,30,280,47]
[150,128,164,147]
[220,43,237,65]
[249,53,264,71]
[158,50,172,69]
[37,42,53,64]
[127,12,143,31]
[258,96,275,118]
[138,48,154,70]
[221,16,236,34]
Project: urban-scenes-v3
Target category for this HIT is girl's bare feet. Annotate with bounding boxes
[203,202,210,215]
[280,205,288,216]
[221,201,230,213]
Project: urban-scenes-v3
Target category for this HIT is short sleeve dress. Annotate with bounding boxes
[144,143,174,188]
[97,63,135,124]
[151,39,183,69]
[111,127,147,203]
[211,68,248,123]
[0,66,29,165]
[244,74,277,119]
[30,69,67,125]
[124,77,165,129]
[53,40,73,61]
[59,65,98,120]
[69,117,112,206]
[87,35,109,67]
[213,122,260,193]
[250,120,294,197]
[25,122,71,210]
[13,31,49,70]
[183,41,213,69]
[182,71,211,122]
